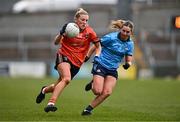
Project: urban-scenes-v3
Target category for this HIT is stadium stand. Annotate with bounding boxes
[0,4,115,62]
[0,0,180,77]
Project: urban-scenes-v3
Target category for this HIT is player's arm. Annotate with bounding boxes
[84,45,95,62]
[54,23,68,45]
[94,40,101,56]
[123,55,133,70]
[54,34,63,45]
[84,40,101,62]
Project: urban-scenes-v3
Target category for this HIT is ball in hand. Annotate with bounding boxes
[65,23,80,38]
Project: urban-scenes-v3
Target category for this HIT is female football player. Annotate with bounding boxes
[81,19,134,115]
[36,8,101,113]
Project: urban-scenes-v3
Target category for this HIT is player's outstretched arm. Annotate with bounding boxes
[84,41,101,62]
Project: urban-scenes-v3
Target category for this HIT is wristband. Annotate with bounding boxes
[84,56,90,62]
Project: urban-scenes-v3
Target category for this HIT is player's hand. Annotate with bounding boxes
[92,56,99,63]
[84,56,90,62]
[60,23,68,35]
[123,62,130,70]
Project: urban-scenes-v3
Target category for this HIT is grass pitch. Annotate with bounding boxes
[0,77,180,121]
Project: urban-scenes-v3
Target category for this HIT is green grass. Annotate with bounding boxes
[0,77,180,121]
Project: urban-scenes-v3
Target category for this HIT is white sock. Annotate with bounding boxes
[48,102,54,106]
[42,88,45,94]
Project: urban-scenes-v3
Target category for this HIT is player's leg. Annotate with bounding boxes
[36,53,63,104]
[92,75,104,95]
[44,62,71,112]
[85,62,102,92]
[82,75,104,115]
[85,80,93,91]
[36,86,47,104]
[82,76,117,115]
[36,79,62,104]
[92,76,117,107]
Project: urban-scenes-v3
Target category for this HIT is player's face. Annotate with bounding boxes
[120,26,132,40]
[75,14,89,30]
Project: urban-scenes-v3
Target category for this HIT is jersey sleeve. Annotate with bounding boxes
[126,41,134,56]
[89,28,99,43]
[100,34,111,47]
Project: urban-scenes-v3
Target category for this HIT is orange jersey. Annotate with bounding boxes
[58,25,99,67]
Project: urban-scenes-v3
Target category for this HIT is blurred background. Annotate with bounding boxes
[0,0,180,79]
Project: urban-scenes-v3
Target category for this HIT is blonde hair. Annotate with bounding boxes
[74,8,88,20]
[109,19,134,33]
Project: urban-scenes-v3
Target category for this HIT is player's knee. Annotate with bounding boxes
[62,77,71,84]
[92,88,102,95]
[50,84,55,91]
[102,90,112,97]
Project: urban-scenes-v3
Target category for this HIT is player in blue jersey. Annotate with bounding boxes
[81,19,134,115]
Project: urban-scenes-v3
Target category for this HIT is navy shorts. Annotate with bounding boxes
[54,53,80,79]
[91,62,118,79]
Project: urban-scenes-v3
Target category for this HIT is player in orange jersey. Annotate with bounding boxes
[36,8,101,113]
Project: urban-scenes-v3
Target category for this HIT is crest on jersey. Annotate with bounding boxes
[83,33,89,39]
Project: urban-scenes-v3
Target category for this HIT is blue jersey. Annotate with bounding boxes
[95,32,134,70]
